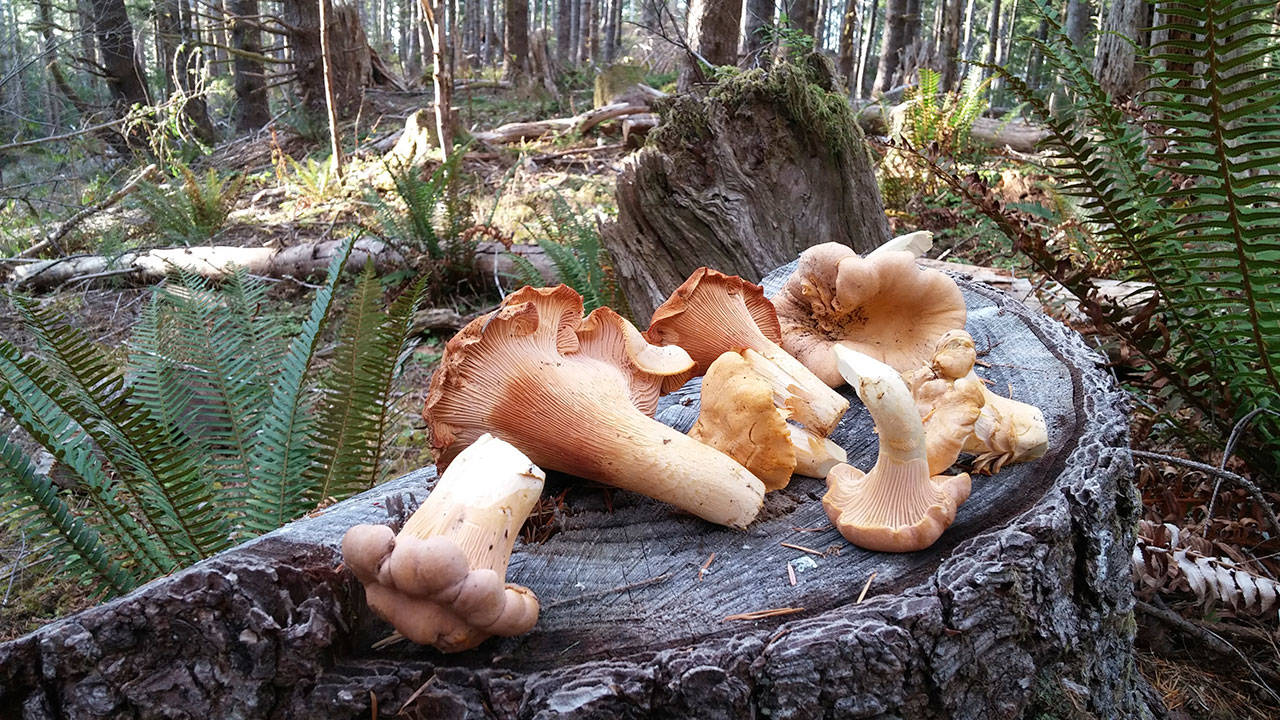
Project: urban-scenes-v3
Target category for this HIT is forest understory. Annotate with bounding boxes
[1,0,1279,714]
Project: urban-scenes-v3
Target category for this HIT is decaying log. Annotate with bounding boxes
[621,113,658,147]
[8,239,559,291]
[855,103,1050,153]
[602,58,893,320]
[471,101,650,144]
[0,270,1158,719]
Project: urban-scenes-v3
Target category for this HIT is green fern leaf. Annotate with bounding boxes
[244,235,356,534]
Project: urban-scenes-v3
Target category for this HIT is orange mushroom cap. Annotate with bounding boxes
[774,243,967,384]
[645,268,849,436]
[822,346,971,553]
[423,285,764,528]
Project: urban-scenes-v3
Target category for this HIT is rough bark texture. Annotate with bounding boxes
[1093,0,1144,98]
[0,268,1157,719]
[503,0,530,80]
[603,58,890,321]
[872,0,906,95]
[88,0,149,150]
[683,0,744,86]
[230,0,271,131]
[282,0,372,116]
[741,0,773,58]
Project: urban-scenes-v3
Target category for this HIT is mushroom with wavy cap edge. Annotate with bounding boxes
[907,329,1049,474]
[823,345,972,553]
[341,434,544,652]
[691,351,847,492]
[774,242,967,385]
[424,285,765,529]
[644,267,849,437]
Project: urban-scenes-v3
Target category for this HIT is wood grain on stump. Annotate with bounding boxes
[0,268,1155,719]
[603,59,892,321]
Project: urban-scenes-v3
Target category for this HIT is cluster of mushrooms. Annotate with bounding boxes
[341,234,1050,652]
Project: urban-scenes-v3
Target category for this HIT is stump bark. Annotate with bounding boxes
[603,59,892,321]
[0,268,1158,719]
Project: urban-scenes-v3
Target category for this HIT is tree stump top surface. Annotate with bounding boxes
[0,264,1145,720]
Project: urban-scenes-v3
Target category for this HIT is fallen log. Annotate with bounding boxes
[855,103,1049,153]
[0,272,1158,718]
[8,239,559,291]
[471,102,649,144]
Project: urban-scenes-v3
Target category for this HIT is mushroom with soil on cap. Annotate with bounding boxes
[644,267,849,437]
[907,329,1049,474]
[424,284,765,529]
[822,345,972,553]
[341,434,544,652]
[690,350,848,492]
[773,242,967,385]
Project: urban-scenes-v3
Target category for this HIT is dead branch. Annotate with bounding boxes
[14,164,158,261]
[472,102,649,144]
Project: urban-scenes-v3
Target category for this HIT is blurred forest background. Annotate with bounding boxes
[0,0,1277,715]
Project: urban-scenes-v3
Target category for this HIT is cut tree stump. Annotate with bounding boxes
[603,57,892,321]
[0,267,1158,719]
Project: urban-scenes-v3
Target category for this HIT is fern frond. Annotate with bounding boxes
[244,235,356,534]
[14,298,231,561]
[306,268,426,502]
[0,339,177,577]
[0,435,136,593]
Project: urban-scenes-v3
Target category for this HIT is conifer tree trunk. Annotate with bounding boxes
[556,0,571,64]
[871,0,906,95]
[789,0,817,36]
[853,0,876,97]
[504,0,529,78]
[230,0,271,130]
[682,0,743,87]
[936,0,960,91]
[1094,0,1142,97]
[575,0,589,62]
[89,0,150,148]
[837,0,857,82]
[741,0,772,58]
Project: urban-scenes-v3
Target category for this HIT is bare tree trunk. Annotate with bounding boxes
[422,0,453,156]
[575,0,589,62]
[853,0,876,97]
[504,0,529,79]
[871,0,905,95]
[319,0,346,176]
[741,0,772,59]
[555,0,571,64]
[682,0,743,87]
[230,0,270,130]
[894,0,920,87]
[1094,0,1142,96]
[837,0,856,83]
[936,0,960,90]
[89,0,150,149]
[981,0,1001,80]
[283,0,373,117]
[789,0,817,36]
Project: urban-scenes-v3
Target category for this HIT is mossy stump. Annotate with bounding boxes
[0,269,1159,719]
[603,56,892,321]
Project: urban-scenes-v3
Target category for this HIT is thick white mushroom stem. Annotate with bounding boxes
[788,423,847,477]
[741,347,850,437]
[823,346,971,553]
[341,434,545,652]
[426,286,764,529]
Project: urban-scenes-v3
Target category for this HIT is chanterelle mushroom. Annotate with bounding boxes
[773,242,967,385]
[341,434,544,652]
[691,351,847,491]
[912,329,1048,474]
[424,284,765,529]
[901,334,987,475]
[822,345,971,552]
[645,268,849,436]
